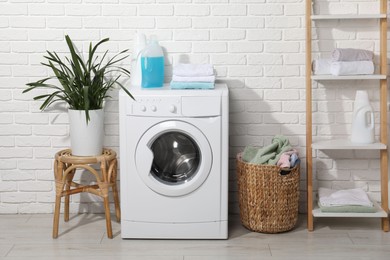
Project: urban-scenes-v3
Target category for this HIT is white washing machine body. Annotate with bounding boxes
[119,84,228,239]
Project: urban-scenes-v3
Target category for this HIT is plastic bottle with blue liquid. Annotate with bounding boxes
[141,36,164,88]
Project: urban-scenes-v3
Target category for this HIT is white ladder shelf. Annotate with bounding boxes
[305,0,389,231]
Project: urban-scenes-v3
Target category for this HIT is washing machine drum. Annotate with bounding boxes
[135,121,213,197]
[151,132,200,185]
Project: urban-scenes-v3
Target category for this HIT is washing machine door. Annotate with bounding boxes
[135,120,212,197]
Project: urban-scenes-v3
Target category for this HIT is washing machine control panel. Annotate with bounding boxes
[131,97,182,117]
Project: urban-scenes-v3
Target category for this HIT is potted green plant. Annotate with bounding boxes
[23,35,134,156]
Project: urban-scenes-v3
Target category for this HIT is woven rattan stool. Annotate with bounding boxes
[52,148,120,239]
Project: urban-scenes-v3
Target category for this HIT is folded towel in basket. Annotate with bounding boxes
[332,48,374,61]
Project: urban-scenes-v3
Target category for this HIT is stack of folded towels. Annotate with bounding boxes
[312,48,374,76]
[318,187,376,213]
[170,63,215,89]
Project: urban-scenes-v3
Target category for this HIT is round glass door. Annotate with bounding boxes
[150,132,200,185]
[135,120,212,197]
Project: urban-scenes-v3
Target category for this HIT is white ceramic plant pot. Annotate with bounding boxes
[68,108,104,156]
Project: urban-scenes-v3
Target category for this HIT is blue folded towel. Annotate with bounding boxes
[170,81,215,89]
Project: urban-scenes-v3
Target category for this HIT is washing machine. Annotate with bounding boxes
[119,84,229,239]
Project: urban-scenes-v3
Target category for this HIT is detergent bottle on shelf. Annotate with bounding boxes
[130,33,146,86]
[351,90,375,144]
[140,35,164,88]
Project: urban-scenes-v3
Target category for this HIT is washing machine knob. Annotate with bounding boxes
[169,105,176,113]
[151,105,157,112]
[140,105,146,112]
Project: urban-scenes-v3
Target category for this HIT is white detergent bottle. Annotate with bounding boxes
[130,33,146,86]
[141,35,164,88]
[351,90,375,144]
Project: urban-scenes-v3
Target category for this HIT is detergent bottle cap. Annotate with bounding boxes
[149,34,158,43]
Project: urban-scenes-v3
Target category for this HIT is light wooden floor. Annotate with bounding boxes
[1,214,390,259]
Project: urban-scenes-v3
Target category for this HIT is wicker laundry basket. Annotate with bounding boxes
[236,153,300,233]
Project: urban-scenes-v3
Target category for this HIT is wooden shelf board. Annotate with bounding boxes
[313,200,388,218]
[311,14,386,20]
[312,139,387,150]
[311,75,387,80]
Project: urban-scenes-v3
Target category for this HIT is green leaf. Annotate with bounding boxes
[83,85,90,123]
[116,81,135,100]
[65,35,85,80]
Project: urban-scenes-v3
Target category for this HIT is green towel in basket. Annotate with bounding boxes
[242,135,292,165]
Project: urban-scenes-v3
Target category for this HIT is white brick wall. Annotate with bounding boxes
[0,0,388,215]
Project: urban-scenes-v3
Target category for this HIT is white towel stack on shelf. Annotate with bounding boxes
[318,187,373,207]
[312,48,375,76]
[170,63,215,89]
[317,187,376,213]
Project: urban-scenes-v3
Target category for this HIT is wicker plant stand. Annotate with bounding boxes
[236,154,300,233]
[52,148,120,239]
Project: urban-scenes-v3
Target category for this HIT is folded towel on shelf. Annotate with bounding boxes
[332,48,374,62]
[173,63,214,77]
[312,59,331,75]
[172,75,216,83]
[330,61,374,76]
[317,202,376,213]
[242,135,292,165]
[170,81,215,89]
[318,187,374,207]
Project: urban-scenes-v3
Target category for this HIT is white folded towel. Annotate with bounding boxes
[318,187,373,207]
[312,59,331,75]
[172,75,215,83]
[332,48,374,62]
[173,63,214,77]
[330,61,374,76]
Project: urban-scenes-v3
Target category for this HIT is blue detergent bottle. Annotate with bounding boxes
[141,36,164,88]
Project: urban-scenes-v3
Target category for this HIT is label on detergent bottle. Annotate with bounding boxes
[141,56,164,88]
